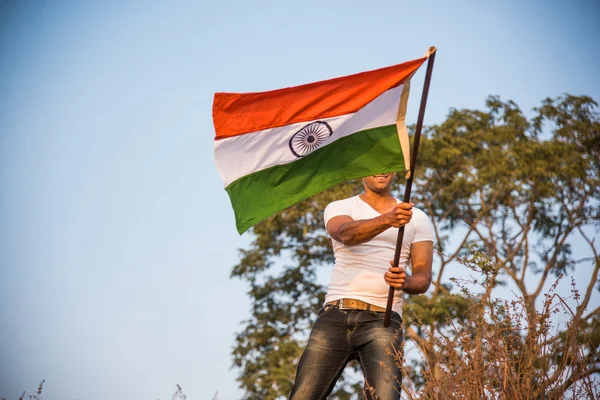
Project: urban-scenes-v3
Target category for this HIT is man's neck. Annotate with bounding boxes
[359,189,396,209]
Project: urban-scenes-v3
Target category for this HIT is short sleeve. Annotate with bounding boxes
[412,209,434,243]
[324,198,355,228]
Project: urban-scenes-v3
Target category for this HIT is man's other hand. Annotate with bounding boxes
[384,261,406,289]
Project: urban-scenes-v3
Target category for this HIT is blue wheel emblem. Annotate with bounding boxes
[289,121,333,158]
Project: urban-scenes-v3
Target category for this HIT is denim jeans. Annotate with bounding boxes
[289,305,404,400]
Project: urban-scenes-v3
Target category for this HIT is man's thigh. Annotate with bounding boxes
[355,312,404,400]
[289,307,352,400]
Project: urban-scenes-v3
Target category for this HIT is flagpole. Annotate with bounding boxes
[384,47,437,327]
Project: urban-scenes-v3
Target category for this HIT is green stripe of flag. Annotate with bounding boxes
[226,125,406,234]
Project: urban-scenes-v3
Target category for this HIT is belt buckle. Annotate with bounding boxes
[340,298,365,311]
[339,299,351,310]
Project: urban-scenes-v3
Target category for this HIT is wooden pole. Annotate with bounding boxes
[384,47,437,327]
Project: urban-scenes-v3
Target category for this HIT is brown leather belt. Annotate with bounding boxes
[326,298,386,312]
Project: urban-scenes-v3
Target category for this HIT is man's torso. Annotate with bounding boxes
[323,195,433,314]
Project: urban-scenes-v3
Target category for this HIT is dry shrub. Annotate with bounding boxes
[399,252,599,400]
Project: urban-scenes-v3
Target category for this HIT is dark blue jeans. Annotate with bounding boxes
[289,305,404,400]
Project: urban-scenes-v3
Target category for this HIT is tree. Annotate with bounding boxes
[230,95,600,399]
[407,94,600,397]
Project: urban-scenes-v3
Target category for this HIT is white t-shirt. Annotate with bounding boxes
[323,195,434,315]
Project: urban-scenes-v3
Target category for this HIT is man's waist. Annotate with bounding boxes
[325,298,387,312]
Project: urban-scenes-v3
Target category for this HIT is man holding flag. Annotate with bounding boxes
[288,172,433,399]
[213,48,437,398]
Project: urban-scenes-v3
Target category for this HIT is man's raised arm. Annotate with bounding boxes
[326,202,414,246]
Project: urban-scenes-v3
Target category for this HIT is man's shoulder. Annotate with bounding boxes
[324,195,360,223]
[410,207,432,224]
[412,207,429,218]
[408,207,435,242]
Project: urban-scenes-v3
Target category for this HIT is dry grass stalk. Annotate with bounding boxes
[399,252,599,400]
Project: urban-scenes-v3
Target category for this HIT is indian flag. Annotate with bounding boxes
[213,53,430,234]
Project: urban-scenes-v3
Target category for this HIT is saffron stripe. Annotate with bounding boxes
[213,57,426,139]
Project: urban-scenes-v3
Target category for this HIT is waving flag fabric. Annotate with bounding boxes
[213,55,428,234]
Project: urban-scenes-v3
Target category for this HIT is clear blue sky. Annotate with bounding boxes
[1,1,599,399]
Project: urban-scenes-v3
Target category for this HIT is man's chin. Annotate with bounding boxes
[373,177,391,185]
[371,184,389,193]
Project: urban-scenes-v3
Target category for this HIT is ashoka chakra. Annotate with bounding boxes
[289,121,333,158]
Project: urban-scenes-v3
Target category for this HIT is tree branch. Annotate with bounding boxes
[533,225,573,300]
[405,326,428,352]
[519,194,535,282]
[532,186,590,300]
[583,305,600,321]
[575,227,600,320]
[553,365,600,397]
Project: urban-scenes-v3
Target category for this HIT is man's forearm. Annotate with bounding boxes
[402,273,431,295]
[337,215,391,246]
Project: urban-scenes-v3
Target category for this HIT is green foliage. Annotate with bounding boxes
[231,95,600,399]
